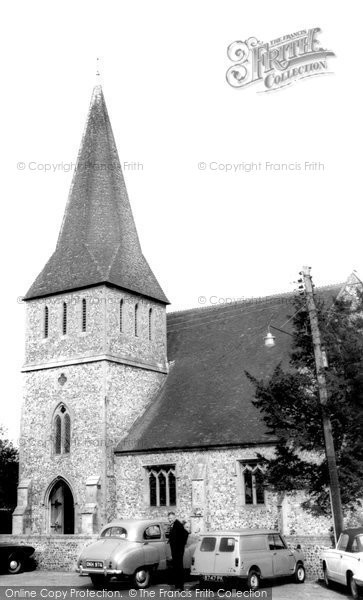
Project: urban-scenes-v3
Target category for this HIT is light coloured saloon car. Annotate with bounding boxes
[322,527,363,599]
[191,529,305,590]
[77,519,197,588]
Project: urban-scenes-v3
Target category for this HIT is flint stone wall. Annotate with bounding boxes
[0,534,332,578]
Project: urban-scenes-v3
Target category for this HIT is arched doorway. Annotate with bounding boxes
[48,478,74,534]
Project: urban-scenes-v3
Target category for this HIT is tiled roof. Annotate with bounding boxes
[25,86,169,304]
[116,286,341,453]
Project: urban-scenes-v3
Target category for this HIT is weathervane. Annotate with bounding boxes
[96,57,102,84]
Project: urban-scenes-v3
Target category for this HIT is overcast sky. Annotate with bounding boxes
[1,1,361,440]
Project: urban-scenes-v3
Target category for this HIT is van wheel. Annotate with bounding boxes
[294,563,305,583]
[348,573,360,600]
[247,570,260,591]
[133,567,151,589]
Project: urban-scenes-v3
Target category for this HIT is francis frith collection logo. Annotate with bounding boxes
[226,28,335,92]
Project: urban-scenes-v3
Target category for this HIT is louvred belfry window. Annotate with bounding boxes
[135,303,139,337]
[147,465,176,507]
[148,308,153,340]
[44,306,49,338]
[240,462,265,505]
[53,404,71,455]
[62,302,67,335]
[82,299,87,332]
[120,299,124,332]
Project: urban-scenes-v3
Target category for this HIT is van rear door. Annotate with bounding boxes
[214,537,238,575]
[196,536,218,574]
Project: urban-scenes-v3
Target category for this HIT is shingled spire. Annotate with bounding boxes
[25,86,169,304]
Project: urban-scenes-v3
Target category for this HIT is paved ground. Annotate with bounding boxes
[0,571,353,600]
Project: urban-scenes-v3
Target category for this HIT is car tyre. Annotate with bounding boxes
[294,563,305,584]
[348,574,360,600]
[90,575,106,588]
[7,553,24,575]
[133,567,151,589]
[247,570,260,591]
[323,566,331,589]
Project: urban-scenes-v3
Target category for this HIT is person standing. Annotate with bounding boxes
[168,511,189,590]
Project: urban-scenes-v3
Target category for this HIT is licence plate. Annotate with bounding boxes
[204,575,224,582]
[86,561,103,568]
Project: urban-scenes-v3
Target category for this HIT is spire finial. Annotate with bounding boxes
[96,57,102,85]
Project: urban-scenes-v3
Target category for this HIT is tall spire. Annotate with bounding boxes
[25,86,169,304]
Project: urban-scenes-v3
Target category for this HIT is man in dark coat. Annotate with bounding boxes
[168,512,189,590]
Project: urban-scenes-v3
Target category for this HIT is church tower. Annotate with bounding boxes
[13,86,169,535]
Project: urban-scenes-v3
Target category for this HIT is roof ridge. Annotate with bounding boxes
[167,282,344,318]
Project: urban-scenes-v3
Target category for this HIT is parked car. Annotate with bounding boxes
[77,519,198,588]
[191,529,305,590]
[322,527,363,599]
[0,543,35,574]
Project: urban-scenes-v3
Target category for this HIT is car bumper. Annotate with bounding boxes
[77,566,123,577]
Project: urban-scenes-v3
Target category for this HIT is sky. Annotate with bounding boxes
[1,0,362,440]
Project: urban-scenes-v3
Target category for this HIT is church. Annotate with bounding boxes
[11,85,360,567]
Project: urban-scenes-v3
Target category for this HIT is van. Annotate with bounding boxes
[191,529,305,590]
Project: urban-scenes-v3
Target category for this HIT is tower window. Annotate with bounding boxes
[134,303,139,337]
[44,306,49,338]
[53,404,71,455]
[146,465,176,507]
[62,302,67,335]
[82,299,87,332]
[120,299,124,332]
[148,308,153,341]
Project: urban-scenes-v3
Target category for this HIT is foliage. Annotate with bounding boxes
[247,288,363,514]
[0,426,19,509]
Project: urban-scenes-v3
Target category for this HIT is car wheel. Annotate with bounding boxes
[247,570,260,591]
[90,575,106,588]
[348,574,360,600]
[294,563,305,583]
[7,553,24,575]
[133,567,151,589]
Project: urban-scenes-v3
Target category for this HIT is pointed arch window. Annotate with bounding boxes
[148,308,153,341]
[120,299,124,333]
[134,303,139,337]
[146,465,176,507]
[53,404,71,455]
[82,299,87,332]
[62,302,67,335]
[44,306,49,338]
[239,462,265,505]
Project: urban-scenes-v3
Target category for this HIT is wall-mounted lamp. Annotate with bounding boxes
[264,329,276,348]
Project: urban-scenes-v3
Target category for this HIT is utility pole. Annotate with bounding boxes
[301,266,344,541]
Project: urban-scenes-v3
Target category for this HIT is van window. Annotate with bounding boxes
[200,537,216,552]
[268,534,286,550]
[240,535,267,551]
[220,538,235,552]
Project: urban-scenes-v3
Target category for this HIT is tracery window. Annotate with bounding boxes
[53,404,71,455]
[146,465,176,507]
[240,462,265,505]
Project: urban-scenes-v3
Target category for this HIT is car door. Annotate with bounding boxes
[328,533,349,583]
[143,524,168,570]
[214,537,237,576]
[268,534,296,577]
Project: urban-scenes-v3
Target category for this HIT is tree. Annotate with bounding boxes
[247,289,363,515]
[0,427,18,509]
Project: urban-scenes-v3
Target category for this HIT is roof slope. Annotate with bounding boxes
[116,286,341,453]
[25,86,168,303]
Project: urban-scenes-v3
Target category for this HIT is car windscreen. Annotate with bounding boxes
[101,526,128,538]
